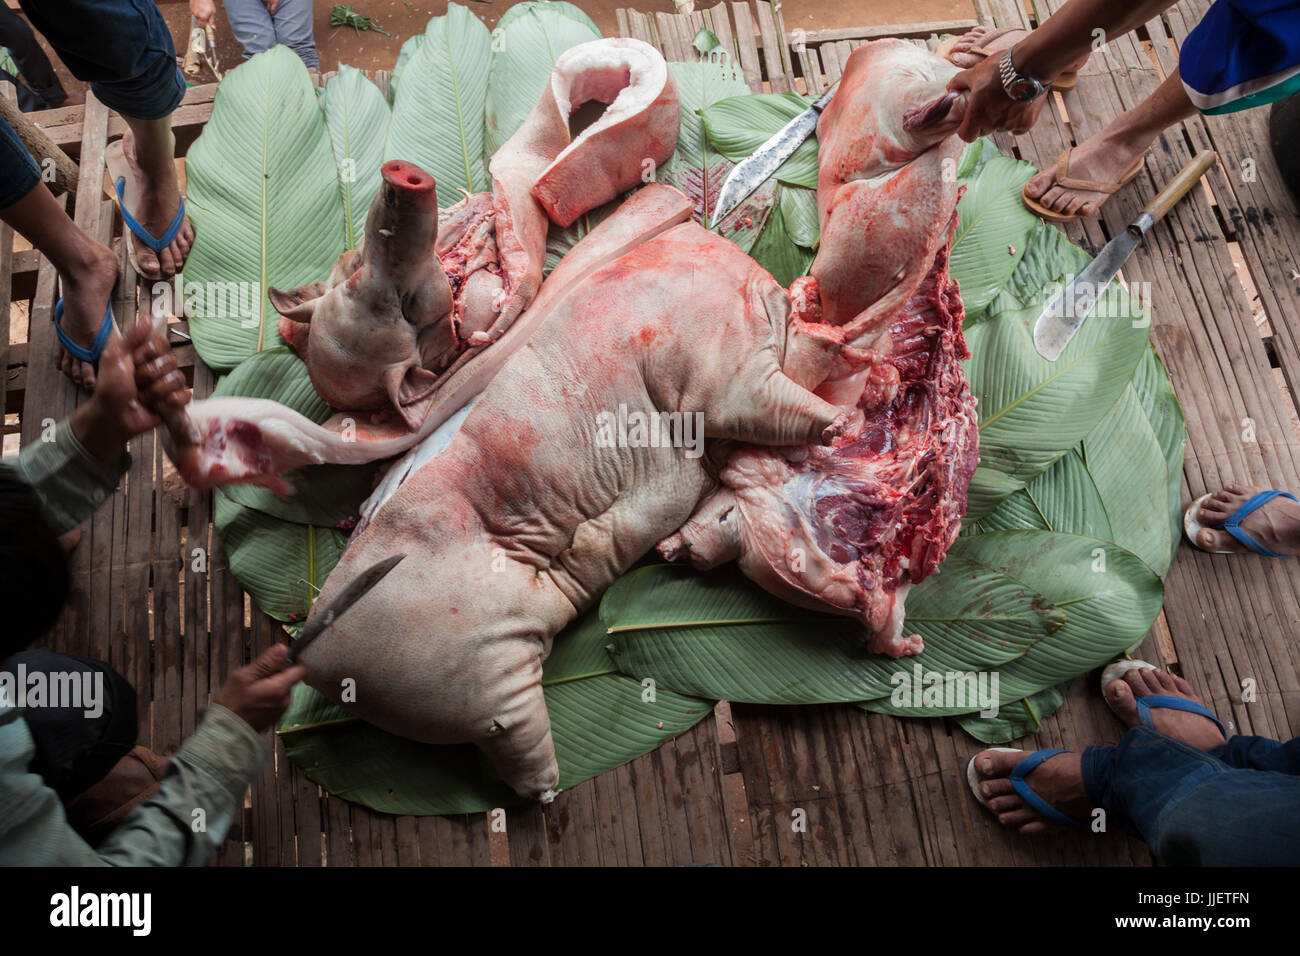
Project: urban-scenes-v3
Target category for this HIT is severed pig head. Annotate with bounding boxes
[270,160,453,430]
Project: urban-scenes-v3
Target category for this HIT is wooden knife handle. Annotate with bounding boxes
[1141,150,1217,224]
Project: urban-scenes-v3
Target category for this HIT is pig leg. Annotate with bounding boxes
[474,650,561,802]
[710,366,850,447]
[657,487,741,568]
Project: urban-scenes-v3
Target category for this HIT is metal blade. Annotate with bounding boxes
[286,552,407,664]
[1032,227,1142,361]
[710,107,821,229]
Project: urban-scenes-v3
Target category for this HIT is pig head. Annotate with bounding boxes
[270,161,453,430]
[265,37,679,435]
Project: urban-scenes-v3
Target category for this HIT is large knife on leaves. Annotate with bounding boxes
[1032,150,1217,361]
[709,84,837,229]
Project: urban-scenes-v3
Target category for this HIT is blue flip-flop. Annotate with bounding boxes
[1184,489,1298,556]
[966,747,1087,829]
[52,298,115,364]
[114,175,185,276]
[1100,660,1228,739]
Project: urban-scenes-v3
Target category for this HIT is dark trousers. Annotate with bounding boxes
[0,6,67,111]
[1083,726,1300,865]
[1,649,137,798]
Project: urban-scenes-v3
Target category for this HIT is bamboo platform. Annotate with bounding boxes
[4,0,1298,866]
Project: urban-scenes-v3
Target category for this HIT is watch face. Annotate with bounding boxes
[1007,77,1041,101]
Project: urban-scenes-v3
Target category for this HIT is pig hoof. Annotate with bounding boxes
[657,533,689,562]
[822,411,853,445]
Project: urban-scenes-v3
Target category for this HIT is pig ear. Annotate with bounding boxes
[383,365,441,431]
[268,282,328,324]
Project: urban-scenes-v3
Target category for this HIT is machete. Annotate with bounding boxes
[710,83,838,229]
[286,552,407,664]
[1032,150,1217,361]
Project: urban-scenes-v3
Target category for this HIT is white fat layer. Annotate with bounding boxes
[548,38,666,162]
[360,395,481,523]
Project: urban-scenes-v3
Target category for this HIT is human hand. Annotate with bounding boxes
[190,0,217,28]
[213,644,308,733]
[946,54,1050,142]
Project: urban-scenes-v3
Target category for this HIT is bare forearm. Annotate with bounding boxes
[1015,0,1178,80]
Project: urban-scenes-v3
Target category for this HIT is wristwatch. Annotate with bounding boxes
[998,46,1048,102]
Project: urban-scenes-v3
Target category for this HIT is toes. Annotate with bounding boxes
[980,777,1016,800]
[1225,483,1258,496]
[1197,528,1244,553]
[987,793,1026,814]
[136,245,161,278]
[1106,676,1139,725]
[1170,672,1194,696]
[996,808,1041,830]
[1136,667,1165,696]
[1152,669,1181,694]
[1025,171,1052,199]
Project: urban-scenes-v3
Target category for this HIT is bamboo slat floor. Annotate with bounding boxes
[4,0,1296,865]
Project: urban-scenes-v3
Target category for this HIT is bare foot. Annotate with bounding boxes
[54,241,119,389]
[1193,483,1300,555]
[121,130,194,279]
[971,749,1092,835]
[1024,132,1145,218]
[1104,665,1226,749]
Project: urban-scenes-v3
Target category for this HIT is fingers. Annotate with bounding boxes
[249,643,290,678]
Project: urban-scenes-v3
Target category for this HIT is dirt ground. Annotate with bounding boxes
[12,0,975,98]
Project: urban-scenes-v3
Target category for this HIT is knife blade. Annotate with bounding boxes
[286,552,407,665]
[709,84,837,229]
[1032,150,1216,361]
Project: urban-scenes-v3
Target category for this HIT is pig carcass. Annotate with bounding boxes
[661,40,979,658]
[169,39,979,798]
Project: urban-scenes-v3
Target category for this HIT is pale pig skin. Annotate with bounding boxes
[303,221,847,800]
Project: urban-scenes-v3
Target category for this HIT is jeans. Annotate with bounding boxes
[1082,726,1300,865]
[0,6,68,111]
[222,0,319,70]
[1,649,137,799]
[0,0,185,209]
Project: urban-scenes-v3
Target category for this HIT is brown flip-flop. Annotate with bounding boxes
[936,26,1083,91]
[1022,148,1145,222]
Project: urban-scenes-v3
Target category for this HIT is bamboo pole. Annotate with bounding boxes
[0,83,80,202]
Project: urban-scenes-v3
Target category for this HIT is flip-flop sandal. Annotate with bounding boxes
[965,747,1087,829]
[1183,489,1299,556]
[52,297,115,364]
[935,26,1083,91]
[1099,659,1228,738]
[1021,148,1145,222]
[105,139,187,281]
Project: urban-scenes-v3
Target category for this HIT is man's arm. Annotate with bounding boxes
[948,0,1181,141]
[0,645,306,866]
[4,316,191,535]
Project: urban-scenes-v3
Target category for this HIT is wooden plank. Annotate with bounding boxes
[753,1,793,93]
[789,18,979,46]
[819,41,843,85]
[654,12,687,61]
[701,2,738,67]
[730,2,765,92]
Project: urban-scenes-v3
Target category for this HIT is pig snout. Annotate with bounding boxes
[902,90,961,133]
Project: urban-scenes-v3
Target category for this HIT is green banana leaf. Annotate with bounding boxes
[185,46,347,371]
[658,60,774,253]
[862,532,1163,718]
[779,185,819,250]
[748,199,812,287]
[953,681,1069,743]
[383,3,493,203]
[214,492,346,623]
[483,2,600,159]
[320,66,391,247]
[387,33,424,101]
[700,91,820,188]
[603,560,1062,705]
[212,348,377,526]
[950,156,1038,318]
[278,607,714,815]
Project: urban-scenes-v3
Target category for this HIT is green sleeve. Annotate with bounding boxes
[0,704,267,866]
[6,420,131,535]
